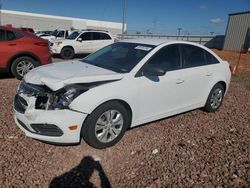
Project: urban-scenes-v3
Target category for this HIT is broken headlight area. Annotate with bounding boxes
[55,85,89,109]
[34,85,88,110]
[17,81,89,110]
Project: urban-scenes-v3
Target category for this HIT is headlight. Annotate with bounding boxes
[56,85,88,108]
[55,42,62,45]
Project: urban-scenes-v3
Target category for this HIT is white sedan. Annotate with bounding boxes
[13,39,231,148]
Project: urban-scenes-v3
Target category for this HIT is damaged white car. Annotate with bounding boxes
[13,39,231,148]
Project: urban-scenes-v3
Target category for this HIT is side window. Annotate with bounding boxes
[0,29,6,41]
[146,44,181,72]
[93,32,101,40]
[181,44,206,68]
[80,32,92,40]
[57,31,65,38]
[205,51,219,64]
[6,30,16,41]
[101,33,112,40]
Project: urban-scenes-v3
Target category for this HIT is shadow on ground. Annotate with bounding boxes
[0,72,15,79]
[50,156,111,188]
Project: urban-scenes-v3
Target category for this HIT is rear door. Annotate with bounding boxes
[177,44,213,107]
[92,32,113,52]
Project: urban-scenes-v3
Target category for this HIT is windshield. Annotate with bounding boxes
[51,30,58,36]
[81,42,155,73]
[66,31,80,40]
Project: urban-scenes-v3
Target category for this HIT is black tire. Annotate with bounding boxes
[11,56,39,80]
[204,83,225,112]
[60,47,75,59]
[82,101,131,149]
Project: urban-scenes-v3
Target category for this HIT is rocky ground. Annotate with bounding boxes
[0,52,249,187]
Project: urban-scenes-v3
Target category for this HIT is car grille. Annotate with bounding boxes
[30,124,63,137]
[14,94,28,114]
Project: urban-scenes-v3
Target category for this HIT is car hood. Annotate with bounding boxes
[24,60,124,91]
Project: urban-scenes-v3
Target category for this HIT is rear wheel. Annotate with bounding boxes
[11,56,39,80]
[82,101,130,149]
[204,83,225,112]
[60,47,75,59]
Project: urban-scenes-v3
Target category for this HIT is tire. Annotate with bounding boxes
[82,101,131,149]
[60,47,75,59]
[204,83,225,112]
[11,56,39,80]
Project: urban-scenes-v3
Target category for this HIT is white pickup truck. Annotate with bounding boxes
[41,29,75,42]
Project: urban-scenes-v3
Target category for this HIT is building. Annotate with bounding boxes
[0,9,124,35]
[223,11,250,52]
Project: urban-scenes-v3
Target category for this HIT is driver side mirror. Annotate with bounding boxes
[143,64,166,76]
[77,38,83,42]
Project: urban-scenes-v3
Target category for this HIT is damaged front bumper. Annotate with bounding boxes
[13,84,88,144]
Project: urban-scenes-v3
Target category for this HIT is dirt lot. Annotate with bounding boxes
[0,52,249,187]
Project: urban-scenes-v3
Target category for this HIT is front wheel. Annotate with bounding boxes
[60,47,75,59]
[82,101,131,149]
[11,56,38,80]
[204,83,225,112]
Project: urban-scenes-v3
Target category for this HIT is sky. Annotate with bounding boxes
[0,0,249,35]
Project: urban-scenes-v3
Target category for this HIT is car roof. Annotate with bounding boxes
[0,26,33,35]
[0,26,23,32]
[118,38,204,47]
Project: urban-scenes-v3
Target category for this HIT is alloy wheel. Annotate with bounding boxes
[95,110,124,143]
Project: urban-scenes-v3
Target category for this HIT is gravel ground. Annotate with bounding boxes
[0,55,249,187]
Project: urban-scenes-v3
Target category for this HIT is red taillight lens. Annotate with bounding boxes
[34,42,48,46]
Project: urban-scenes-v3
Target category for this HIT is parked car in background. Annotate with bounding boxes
[35,31,53,37]
[41,29,73,42]
[19,27,35,34]
[13,39,231,148]
[0,26,51,79]
[50,30,114,59]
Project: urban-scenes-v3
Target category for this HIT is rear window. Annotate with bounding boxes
[0,29,5,41]
[205,51,220,64]
[0,29,22,41]
[101,33,112,40]
[6,30,16,40]
[181,44,206,68]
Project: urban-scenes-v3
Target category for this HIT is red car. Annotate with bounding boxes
[0,26,51,79]
[19,27,35,34]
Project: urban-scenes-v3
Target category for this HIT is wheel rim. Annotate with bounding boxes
[210,88,223,110]
[95,110,124,143]
[16,60,34,77]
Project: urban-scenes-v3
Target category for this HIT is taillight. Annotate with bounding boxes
[34,42,48,46]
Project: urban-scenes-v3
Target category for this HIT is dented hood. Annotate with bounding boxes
[24,60,124,91]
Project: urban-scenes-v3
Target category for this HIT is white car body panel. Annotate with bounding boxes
[24,61,124,91]
[14,39,231,144]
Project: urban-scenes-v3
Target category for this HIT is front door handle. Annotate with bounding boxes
[176,79,184,84]
[206,72,213,76]
[8,44,16,46]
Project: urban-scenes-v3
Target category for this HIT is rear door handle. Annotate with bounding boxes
[8,44,16,46]
[176,79,184,84]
